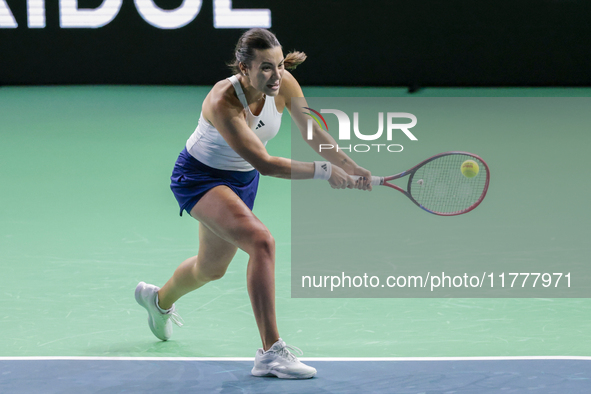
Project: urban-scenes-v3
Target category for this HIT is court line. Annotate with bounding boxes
[1,356,590,361]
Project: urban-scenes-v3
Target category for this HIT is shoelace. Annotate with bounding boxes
[167,307,184,327]
[276,343,303,362]
[153,295,184,327]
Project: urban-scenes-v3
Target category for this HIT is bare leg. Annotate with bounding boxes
[245,233,277,351]
[159,186,280,350]
[158,222,238,310]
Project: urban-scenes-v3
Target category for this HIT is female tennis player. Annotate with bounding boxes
[135,28,372,379]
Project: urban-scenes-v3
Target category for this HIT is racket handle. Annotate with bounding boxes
[352,175,383,186]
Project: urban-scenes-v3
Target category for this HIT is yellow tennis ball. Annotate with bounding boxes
[461,160,479,178]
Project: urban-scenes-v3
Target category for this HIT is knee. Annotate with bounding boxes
[200,270,226,282]
[250,228,275,259]
[193,259,229,283]
[196,266,228,283]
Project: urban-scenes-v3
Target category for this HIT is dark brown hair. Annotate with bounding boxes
[228,28,306,73]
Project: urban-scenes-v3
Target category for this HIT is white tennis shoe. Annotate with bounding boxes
[135,281,184,341]
[251,338,317,379]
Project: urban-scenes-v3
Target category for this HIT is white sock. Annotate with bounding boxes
[155,293,171,314]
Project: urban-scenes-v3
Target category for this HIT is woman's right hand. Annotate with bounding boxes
[328,166,356,189]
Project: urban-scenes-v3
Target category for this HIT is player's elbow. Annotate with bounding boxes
[255,161,275,176]
[254,156,282,177]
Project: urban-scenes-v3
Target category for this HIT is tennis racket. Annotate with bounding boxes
[355,152,490,216]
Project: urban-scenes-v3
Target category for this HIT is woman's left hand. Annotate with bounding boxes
[349,166,372,191]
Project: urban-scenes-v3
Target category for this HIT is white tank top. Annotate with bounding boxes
[186,75,283,171]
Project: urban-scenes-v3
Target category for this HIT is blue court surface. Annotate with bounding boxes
[1,357,590,393]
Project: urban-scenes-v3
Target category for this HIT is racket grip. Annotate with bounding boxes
[352,175,383,186]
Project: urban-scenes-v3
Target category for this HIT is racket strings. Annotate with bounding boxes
[409,154,487,214]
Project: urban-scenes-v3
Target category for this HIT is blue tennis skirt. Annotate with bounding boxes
[170,148,260,216]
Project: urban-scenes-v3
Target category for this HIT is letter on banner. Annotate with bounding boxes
[0,0,18,28]
[60,0,123,28]
[135,0,202,29]
[28,0,45,28]
[214,0,271,28]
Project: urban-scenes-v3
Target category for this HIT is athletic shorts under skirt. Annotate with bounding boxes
[170,148,259,216]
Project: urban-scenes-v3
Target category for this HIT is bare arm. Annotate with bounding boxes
[208,92,314,180]
[282,72,372,189]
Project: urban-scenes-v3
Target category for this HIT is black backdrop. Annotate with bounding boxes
[1,0,590,86]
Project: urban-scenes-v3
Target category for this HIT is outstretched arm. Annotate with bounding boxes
[207,86,352,188]
[282,72,372,190]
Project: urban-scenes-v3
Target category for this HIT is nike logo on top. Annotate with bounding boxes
[255,120,265,130]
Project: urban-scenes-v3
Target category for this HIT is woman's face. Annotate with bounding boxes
[243,46,285,96]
